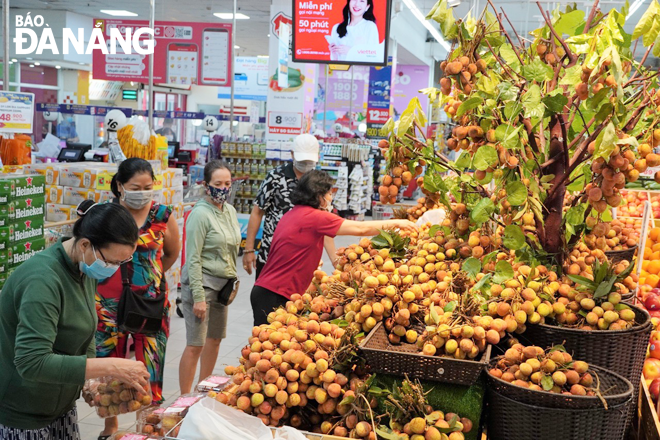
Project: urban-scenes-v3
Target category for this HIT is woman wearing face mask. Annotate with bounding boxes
[178,160,241,394]
[0,200,148,439]
[95,158,181,440]
[250,170,418,325]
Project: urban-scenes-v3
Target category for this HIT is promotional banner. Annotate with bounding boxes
[266,1,317,143]
[92,19,232,86]
[0,91,35,134]
[393,65,430,120]
[218,57,269,101]
[366,60,393,139]
[292,0,391,65]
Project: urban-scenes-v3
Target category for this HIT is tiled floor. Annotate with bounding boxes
[76,235,359,439]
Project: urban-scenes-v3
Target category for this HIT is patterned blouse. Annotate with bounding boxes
[254,162,299,264]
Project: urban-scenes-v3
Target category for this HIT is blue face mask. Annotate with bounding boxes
[207,185,230,204]
[79,246,120,280]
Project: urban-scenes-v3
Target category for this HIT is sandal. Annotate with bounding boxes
[98,436,111,440]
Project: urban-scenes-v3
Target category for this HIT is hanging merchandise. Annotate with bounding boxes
[116,117,166,160]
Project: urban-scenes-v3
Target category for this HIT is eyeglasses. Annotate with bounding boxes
[95,247,133,267]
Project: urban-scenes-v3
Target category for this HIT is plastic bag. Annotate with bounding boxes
[416,208,447,227]
[161,393,205,436]
[82,377,152,418]
[136,406,166,436]
[178,397,308,440]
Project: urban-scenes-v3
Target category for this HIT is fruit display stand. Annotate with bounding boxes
[639,379,660,440]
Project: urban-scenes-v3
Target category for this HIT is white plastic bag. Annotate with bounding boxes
[416,208,447,227]
[177,397,307,440]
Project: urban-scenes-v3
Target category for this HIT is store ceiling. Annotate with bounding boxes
[11,0,658,65]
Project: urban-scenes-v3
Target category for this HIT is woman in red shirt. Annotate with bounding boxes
[251,170,417,325]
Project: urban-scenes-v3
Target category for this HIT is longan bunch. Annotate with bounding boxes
[406,196,442,221]
[490,344,597,396]
[439,56,487,101]
[377,166,414,204]
[587,143,638,211]
[575,60,632,101]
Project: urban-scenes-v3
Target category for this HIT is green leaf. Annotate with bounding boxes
[430,305,441,325]
[499,45,521,72]
[506,181,528,206]
[473,273,492,292]
[559,65,582,86]
[522,84,544,119]
[462,257,482,279]
[554,10,585,36]
[565,204,587,226]
[470,198,496,225]
[548,344,566,353]
[632,2,659,40]
[594,122,617,160]
[397,112,415,137]
[522,59,554,82]
[498,82,520,101]
[503,225,526,250]
[543,94,569,114]
[339,394,355,406]
[455,152,471,169]
[371,236,389,248]
[643,16,660,47]
[493,260,515,284]
[594,276,617,300]
[456,97,483,118]
[567,274,598,290]
[541,375,554,391]
[375,426,406,440]
[381,230,394,246]
[429,225,443,237]
[473,145,499,171]
[504,102,523,121]
[444,301,457,313]
[482,251,498,266]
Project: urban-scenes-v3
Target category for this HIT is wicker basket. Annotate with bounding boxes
[605,245,638,263]
[359,322,491,385]
[521,304,651,384]
[485,359,633,410]
[486,388,632,440]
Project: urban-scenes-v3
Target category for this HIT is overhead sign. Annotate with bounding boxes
[92,19,232,86]
[292,0,391,66]
[366,60,393,139]
[0,91,35,134]
[218,57,269,101]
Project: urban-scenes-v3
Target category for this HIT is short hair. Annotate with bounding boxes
[204,159,231,183]
[290,170,334,209]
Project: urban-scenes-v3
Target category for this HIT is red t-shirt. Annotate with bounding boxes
[256,205,344,299]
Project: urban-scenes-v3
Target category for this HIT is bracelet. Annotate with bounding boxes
[244,249,256,254]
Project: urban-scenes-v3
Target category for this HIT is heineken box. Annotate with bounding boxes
[0,174,46,204]
[0,216,44,250]
[0,198,46,226]
[10,237,46,268]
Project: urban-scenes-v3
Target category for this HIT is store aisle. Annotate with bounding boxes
[75,235,361,439]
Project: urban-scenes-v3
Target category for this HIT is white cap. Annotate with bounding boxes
[292,134,320,162]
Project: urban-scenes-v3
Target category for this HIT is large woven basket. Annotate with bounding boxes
[486,388,632,440]
[485,359,633,410]
[605,245,637,263]
[359,321,491,385]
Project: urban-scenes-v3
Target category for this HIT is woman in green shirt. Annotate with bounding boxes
[178,160,241,394]
[0,200,148,439]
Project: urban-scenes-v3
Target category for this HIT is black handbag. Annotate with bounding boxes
[217,278,239,306]
[116,263,167,336]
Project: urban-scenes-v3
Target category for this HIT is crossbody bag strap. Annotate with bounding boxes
[120,263,131,286]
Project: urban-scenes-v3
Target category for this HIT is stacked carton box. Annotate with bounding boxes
[0,174,46,289]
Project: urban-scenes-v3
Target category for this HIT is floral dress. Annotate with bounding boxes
[95,201,173,404]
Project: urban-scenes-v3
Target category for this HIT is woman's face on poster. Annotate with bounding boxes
[349,0,370,18]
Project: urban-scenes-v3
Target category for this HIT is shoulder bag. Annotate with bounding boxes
[116,263,167,335]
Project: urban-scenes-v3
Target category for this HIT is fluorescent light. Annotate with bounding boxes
[34,62,40,66]
[401,0,451,51]
[234,45,240,49]
[214,12,250,20]
[627,0,646,18]
[11,58,16,62]
[29,64,34,68]
[79,62,86,65]
[192,119,202,126]
[100,9,138,17]
[26,57,32,60]
[55,65,61,69]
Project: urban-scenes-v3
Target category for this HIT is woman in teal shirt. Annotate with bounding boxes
[178,160,241,394]
[0,200,149,439]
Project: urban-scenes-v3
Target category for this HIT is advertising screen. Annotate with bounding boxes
[292,0,391,66]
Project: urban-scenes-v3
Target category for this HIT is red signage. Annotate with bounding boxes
[292,0,391,66]
[92,19,232,86]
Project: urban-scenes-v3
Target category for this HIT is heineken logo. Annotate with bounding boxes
[26,199,32,207]
[24,241,31,251]
[14,226,43,242]
[25,220,31,228]
[15,185,44,197]
[15,206,44,218]
[13,247,37,264]
[26,177,32,185]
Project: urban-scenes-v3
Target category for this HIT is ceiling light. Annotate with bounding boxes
[627,0,646,18]
[234,45,240,49]
[55,65,61,69]
[100,9,138,17]
[447,0,461,7]
[11,58,16,62]
[29,64,35,68]
[232,120,238,126]
[192,119,203,126]
[34,62,40,66]
[401,0,451,51]
[8,61,12,64]
[79,62,86,65]
[214,12,250,20]
[26,57,32,60]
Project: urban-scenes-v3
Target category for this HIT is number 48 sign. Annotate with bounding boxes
[0,91,35,134]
